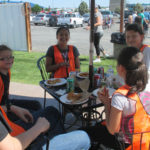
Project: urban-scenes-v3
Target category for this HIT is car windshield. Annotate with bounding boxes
[65,14,76,17]
[37,15,44,17]
[46,15,51,17]
[83,14,89,17]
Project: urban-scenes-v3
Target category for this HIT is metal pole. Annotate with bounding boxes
[89,0,94,91]
[120,0,125,33]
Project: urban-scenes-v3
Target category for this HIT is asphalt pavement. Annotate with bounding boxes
[31,18,150,56]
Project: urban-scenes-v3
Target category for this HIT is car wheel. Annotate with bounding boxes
[34,23,38,26]
[73,22,76,28]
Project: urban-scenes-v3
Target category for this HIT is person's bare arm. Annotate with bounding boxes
[86,15,102,30]
[0,134,22,150]
[46,56,69,73]
[16,117,50,149]
[98,89,122,135]
[0,117,50,150]
[94,16,101,26]
[105,106,122,135]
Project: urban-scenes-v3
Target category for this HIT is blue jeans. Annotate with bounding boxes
[42,130,91,150]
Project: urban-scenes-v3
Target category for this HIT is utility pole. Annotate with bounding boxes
[89,0,94,91]
[120,0,125,33]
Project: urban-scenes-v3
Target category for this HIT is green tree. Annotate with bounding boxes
[78,1,89,15]
[31,4,42,14]
[74,8,79,12]
[134,3,144,14]
[44,8,49,11]
[114,7,120,14]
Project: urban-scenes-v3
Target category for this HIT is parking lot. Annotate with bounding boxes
[31,19,150,56]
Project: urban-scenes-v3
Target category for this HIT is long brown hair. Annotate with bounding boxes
[117,47,148,94]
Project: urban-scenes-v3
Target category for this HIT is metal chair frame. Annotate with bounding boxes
[37,55,50,108]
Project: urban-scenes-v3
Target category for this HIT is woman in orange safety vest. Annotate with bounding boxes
[46,26,80,78]
[84,47,150,150]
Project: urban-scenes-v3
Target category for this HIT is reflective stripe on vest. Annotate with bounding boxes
[54,45,75,78]
[0,106,25,136]
[140,45,150,53]
[0,70,11,104]
[114,85,150,150]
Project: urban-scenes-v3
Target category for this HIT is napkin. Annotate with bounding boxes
[77,78,90,92]
[55,89,66,96]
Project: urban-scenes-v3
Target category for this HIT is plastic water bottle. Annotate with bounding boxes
[107,65,114,77]
[106,66,114,87]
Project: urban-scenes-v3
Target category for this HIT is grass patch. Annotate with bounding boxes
[11,51,117,85]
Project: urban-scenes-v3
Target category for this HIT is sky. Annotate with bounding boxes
[6,0,150,8]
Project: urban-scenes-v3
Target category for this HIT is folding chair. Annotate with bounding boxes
[37,55,50,108]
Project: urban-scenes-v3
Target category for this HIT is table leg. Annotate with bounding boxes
[44,90,47,108]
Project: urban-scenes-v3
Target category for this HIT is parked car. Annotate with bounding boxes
[57,13,84,28]
[48,15,58,27]
[30,14,36,23]
[32,14,47,25]
[44,14,52,26]
[83,13,90,23]
[112,12,120,18]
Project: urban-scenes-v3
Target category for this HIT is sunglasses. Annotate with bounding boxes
[0,56,14,61]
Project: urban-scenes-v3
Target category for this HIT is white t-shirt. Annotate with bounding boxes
[132,13,137,22]
[143,46,150,73]
[111,83,150,116]
[111,93,136,117]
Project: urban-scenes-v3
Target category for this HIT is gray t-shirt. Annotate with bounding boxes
[94,11,103,33]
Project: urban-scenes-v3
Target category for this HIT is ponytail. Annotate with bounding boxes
[117,47,148,94]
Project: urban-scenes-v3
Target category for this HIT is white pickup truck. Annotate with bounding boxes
[57,13,84,28]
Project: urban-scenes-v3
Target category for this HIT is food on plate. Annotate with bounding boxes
[79,72,89,77]
[47,79,61,84]
[67,92,82,101]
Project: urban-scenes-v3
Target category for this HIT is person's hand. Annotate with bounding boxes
[59,61,70,67]
[35,117,50,133]
[98,87,110,105]
[11,105,33,123]
[85,26,90,30]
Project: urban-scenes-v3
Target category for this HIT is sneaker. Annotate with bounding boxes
[93,58,101,63]
[105,53,109,57]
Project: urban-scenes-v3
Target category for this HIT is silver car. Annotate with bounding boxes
[33,14,47,25]
[83,13,90,23]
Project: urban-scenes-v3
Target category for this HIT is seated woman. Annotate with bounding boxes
[46,26,80,78]
[84,47,150,150]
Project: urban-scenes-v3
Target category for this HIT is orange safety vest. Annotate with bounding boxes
[114,85,150,150]
[0,106,25,136]
[140,44,150,53]
[53,45,75,78]
[0,70,25,136]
